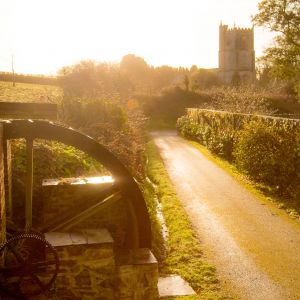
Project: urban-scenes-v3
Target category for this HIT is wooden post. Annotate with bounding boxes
[0,124,6,244]
[0,102,57,234]
[3,140,12,219]
[25,138,33,231]
[12,55,15,87]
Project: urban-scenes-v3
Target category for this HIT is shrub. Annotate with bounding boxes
[233,121,300,194]
[177,109,246,160]
[138,87,211,127]
[60,97,147,180]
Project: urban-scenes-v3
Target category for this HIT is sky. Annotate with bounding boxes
[0,0,275,75]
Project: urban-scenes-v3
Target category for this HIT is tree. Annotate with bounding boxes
[120,54,151,92]
[58,60,132,98]
[252,0,300,98]
[190,68,219,90]
[183,75,190,91]
[252,0,300,47]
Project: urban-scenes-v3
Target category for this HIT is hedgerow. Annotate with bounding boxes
[177,109,300,202]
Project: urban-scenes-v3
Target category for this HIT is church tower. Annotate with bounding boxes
[218,23,255,84]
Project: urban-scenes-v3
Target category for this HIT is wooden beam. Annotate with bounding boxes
[46,192,122,232]
[0,124,6,243]
[3,140,12,218]
[0,102,57,120]
[25,138,33,231]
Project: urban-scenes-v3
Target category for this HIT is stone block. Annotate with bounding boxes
[116,248,158,300]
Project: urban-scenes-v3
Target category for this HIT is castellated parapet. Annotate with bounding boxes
[218,24,255,84]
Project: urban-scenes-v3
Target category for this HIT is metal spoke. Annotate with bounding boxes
[7,243,25,264]
[29,272,45,291]
[17,273,25,286]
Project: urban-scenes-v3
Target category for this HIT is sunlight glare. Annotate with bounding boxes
[0,0,275,74]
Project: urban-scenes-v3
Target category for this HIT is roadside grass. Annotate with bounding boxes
[145,140,229,300]
[187,140,300,221]
[0,81,62,103]
[142,179,166,262]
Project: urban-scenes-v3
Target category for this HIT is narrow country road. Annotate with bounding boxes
[152,131,300,300]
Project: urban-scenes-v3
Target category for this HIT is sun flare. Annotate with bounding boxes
[0,0,274,74]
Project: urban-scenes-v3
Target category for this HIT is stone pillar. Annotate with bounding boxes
[44,229,116,299]
[116,248,159,299]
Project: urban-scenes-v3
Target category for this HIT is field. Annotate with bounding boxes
[0,81,62,103]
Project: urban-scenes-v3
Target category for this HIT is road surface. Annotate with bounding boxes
[152,131,300,300]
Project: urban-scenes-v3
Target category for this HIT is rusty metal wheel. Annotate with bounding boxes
[0,233,59,298]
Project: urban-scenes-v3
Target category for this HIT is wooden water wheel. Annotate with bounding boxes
[0,118,151,298]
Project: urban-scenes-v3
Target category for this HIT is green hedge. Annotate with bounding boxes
[177,109,300,200]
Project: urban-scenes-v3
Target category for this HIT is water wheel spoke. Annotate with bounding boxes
[29,272,45,291]
[17,273,25,286]
[41,184,118,232]
[7,244,25,264]
[50,191,122,231]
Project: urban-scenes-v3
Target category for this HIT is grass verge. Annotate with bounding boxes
[145,140,228,300]
[187,140,300,221]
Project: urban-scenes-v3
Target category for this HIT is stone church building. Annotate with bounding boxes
[218,23,255,84]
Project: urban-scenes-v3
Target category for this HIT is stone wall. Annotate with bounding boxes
[44,229,116,300]
[116,248,159,299]
[39,229,159,300]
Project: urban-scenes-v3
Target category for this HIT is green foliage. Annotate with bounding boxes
[177,109,300,201]
[57,59,148,180]
[139,85,291,130]
[253,0,300,99]
[252,0,300,48]
[60,97,147,179]
[141,180,166,262]
[11,140,106,226]
[177,109,246,159]
[183,75,190,91]
[58,60,131,98]
[61,97,127,130]
[205,86,274,115]
[234,121,300,196]
[120,54,150,92]
[138,87,212,127]
[12,140,106,186]
[190,68,219,91]
[120,54,190,93]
